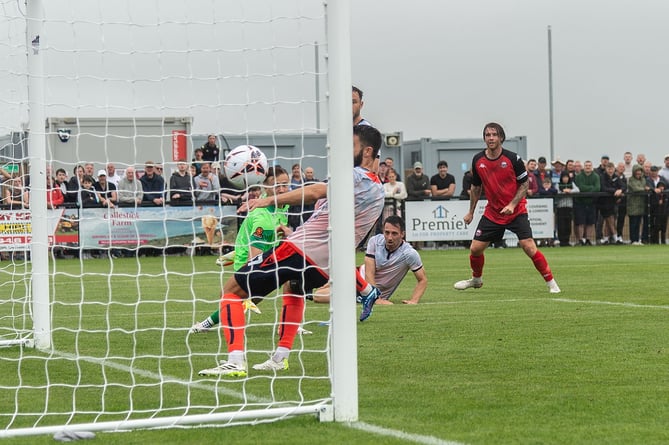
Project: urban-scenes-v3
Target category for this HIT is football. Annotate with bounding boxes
[223,145,268,189]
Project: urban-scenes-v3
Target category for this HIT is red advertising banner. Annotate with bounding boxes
[172,130,187,161]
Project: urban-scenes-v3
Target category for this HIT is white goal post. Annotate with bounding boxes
[0,0,356,438]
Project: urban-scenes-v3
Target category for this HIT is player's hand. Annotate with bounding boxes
[500,204,515,215]
[276,224,292,238]
[237,197,268,214]
[463,212,474,225]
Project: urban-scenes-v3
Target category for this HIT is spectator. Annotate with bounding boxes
[79,175,100,207]
[595,155,610,176]
[622,151,634,178]
[200,134,220,162]
[84,163,95,177]
[536,157,549,183]
[192,148,205,175]
[614,162,628,242]
[550,159,565,188]
[538,177,557,196]
[383,168,407,218]
[106,163,121,186]
[95,169,117,208]
[377,161,389,184]
[303,167,319,184]
[573,160,583,175]
[636,153,647,167]
[598,162,623,244]
[573,160,600,245]
[289,163,304,190]
[139,161,166,206]
[525,159,539,196]
[565,159,576,180]
[660,154,669,185]
[65,165,85,203]
[384,157,400,181]
[556,171,578,247]
[3,174,28,209]
[430,160,456,200]
[169,160,193,204]
[649,181,668,245]
[405,162,431,200]
[117,166,143,206]
[55,168,68,195]
[459,169,473,200]
[46,175,64,209]
[193,162,220,202]
[627,164,649,245]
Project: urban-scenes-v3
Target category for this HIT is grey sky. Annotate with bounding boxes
[352,0,669,165]
[1,0,668,166]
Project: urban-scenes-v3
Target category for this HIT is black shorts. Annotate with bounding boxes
[574,203,597,225]
[233,241,328,297]
[473,213,533,243]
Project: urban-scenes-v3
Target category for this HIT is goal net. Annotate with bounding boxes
[0,0,357,438]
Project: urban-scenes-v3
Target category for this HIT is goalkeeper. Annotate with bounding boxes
[190,166,290,333]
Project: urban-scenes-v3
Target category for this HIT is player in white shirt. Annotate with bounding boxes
[312,215,427,305]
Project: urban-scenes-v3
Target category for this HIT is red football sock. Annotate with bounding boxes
[531,251,553,282]
[219,293,246,352]
[470,254,484,278]
[277,295,305,350]
[355,267,368,293]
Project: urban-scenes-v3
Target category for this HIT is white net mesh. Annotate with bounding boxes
[0,0,339,437]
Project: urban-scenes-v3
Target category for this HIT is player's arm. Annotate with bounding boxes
[402,267,428,305]
[502,180,528,214]
[364,255,377,286]
[241,182,327,213]
[463,184,482,224]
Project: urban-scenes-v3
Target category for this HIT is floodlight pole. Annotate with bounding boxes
[547,25,555,162]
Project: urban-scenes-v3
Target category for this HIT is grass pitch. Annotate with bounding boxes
[1,245,668,444]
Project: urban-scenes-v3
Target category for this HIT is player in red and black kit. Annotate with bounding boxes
[454,122,561,293]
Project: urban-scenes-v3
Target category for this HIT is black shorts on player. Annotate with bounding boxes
[473,213,533,243]
[233,242,328,298]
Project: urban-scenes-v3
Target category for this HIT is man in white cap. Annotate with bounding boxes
[94,169,117,207]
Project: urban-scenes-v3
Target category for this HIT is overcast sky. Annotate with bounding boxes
[1,0,668,166]
[351,0,669,164]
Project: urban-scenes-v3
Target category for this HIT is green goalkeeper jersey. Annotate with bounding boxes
[233,204,288,271]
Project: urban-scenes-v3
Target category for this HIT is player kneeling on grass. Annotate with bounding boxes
[310,215,427,305]
[197,125,385,377]
[453,122,560,294]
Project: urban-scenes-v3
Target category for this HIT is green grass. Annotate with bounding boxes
[1,245,669,444]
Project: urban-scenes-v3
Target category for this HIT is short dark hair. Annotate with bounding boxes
[383,215,405,232]
[352,85,363,100]
[437,160,448,168]
[265,165,288,184]
[483,122,506,143]
[56,168,66,175]
[353,125,382,159]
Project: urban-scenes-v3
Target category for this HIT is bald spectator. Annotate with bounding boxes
[117,166,143,206]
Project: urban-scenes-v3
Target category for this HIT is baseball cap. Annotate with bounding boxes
[551,158,564,166]
[601,154,610,160]
[97,169,107,177]
[664,154,669,160]
[211,161,221,169]
[413,162,423,169]
[538,156,547,163]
